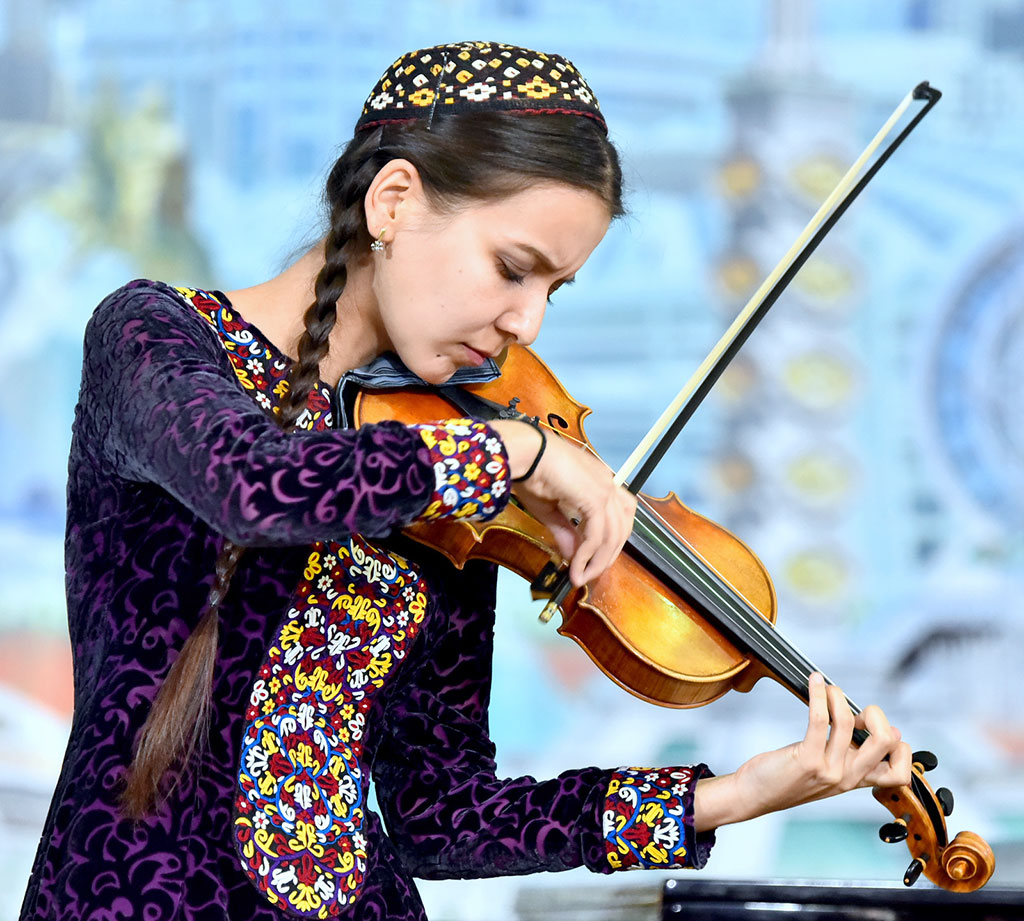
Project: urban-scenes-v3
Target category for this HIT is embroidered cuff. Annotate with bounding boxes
[602,764,716,872]
[413,419,511,522]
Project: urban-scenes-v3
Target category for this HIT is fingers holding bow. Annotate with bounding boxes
[490,418,637,587]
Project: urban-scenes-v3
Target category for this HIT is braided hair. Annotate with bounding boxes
[120,111,623,818]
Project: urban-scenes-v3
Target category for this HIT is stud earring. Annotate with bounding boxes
[370,229,387,253]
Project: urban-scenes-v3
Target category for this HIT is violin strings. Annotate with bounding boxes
[520,430,828,698]
[630,501,805,688]
[631,496,862,715]
[632,510,829,703]
[630,514,812,695]
[633,496,767,630]
[521,428,866,720]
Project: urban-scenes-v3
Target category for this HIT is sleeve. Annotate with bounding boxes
[369,560,715,880]
[408,419,509,523]
[79,283,510,547]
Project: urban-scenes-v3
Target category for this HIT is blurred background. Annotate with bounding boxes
[1,0,1023,918]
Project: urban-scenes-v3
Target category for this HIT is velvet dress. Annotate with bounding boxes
[20,279,714,920]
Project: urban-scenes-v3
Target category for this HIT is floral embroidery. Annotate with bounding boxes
[173,286,333,430]
[603,766,701,871]
[234,537,427,915]
[413,419,509,522]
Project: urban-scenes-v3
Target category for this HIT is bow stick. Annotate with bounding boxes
[617,81,941,492]
[538,81,941,622]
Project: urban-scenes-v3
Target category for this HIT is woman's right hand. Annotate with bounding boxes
[490,419,636,588]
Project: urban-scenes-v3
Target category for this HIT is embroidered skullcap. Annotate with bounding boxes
[355,40,606,134]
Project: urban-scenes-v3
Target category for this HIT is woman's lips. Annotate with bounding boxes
[463,344,489,366]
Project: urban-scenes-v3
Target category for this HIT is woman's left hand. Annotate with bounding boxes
[692,672,913,832]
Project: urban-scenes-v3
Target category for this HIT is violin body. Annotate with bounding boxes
[355,344,778,708]
[353,343,995,893]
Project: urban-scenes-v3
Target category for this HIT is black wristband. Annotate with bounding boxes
[511,420,547,483]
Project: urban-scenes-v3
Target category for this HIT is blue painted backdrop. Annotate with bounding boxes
[1,1,1022,917]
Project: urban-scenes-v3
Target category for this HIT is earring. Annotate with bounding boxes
[370,229,386,253]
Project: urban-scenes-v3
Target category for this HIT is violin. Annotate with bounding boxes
[354,344,995,893]
[356,80,995,892]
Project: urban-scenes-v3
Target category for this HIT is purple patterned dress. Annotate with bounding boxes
[20,280,714,920]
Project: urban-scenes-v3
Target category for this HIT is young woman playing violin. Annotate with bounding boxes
[21,41,910,921]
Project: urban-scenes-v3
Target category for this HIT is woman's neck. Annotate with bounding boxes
[224,244,386,384]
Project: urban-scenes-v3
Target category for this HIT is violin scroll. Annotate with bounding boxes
[873,768,994,892]
[941,831,996,889]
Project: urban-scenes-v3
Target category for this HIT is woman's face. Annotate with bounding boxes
[370,178,611,385]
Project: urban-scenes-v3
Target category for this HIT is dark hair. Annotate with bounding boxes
[120,111,624,818]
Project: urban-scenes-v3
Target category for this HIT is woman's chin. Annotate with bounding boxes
[409,354,460,386]
[410,366,453,387]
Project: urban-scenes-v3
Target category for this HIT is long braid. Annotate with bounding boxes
[120,543,244,817]
[280,151,380,429]
[120,133,385,819]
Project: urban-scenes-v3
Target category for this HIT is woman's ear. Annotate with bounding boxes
[364,158,427,242]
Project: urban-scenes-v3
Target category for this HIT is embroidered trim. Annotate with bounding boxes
[233,537,428,915]
[173,285,333,430]
[413,419,510,522]
[603,765,707,871]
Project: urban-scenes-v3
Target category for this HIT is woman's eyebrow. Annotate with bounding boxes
[510,243,561,275]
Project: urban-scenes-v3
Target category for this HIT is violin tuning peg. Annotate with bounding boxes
[912,750,938,772]
[879,821,909,843]
[904,857,926,887]
[936,786,954,817]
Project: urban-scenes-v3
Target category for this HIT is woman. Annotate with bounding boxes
[21,41,910,921]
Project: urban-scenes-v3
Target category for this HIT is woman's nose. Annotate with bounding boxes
[498,291,547,346]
